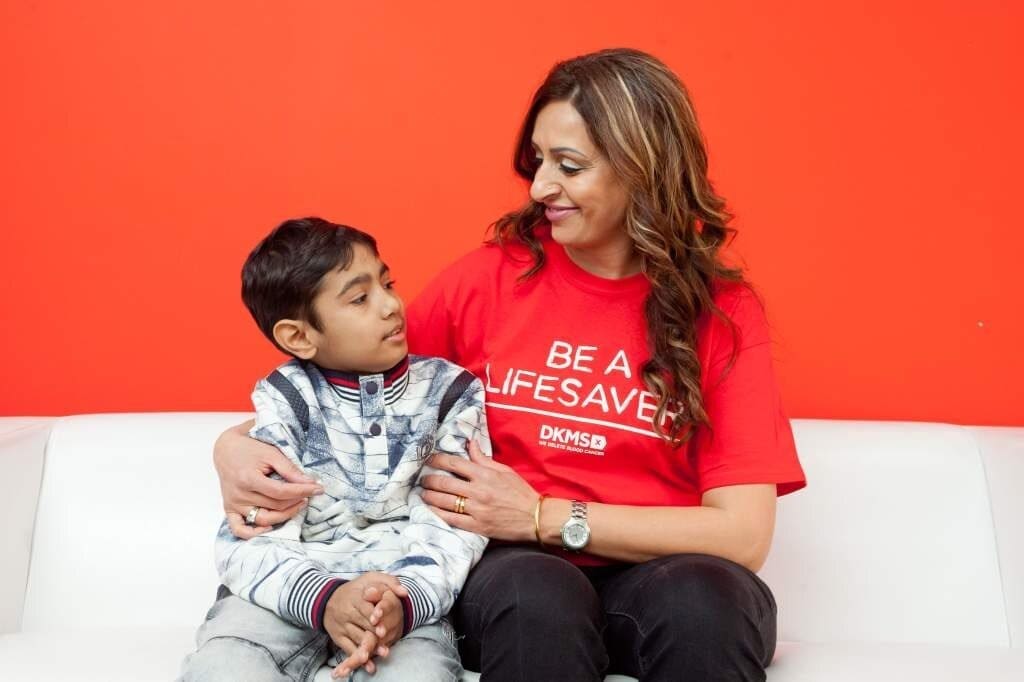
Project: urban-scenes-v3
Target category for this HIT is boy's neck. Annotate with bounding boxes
[316,355,410,387]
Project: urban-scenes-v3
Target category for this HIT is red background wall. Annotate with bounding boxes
[2,1,1021,425]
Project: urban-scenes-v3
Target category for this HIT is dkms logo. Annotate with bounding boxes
[539,424,607,452]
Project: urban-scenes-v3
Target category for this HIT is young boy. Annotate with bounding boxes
[180,217,489,681]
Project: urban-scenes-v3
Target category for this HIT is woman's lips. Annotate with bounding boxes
[545,206,578,223]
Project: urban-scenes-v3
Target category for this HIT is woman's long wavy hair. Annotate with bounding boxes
[492,48,745,445]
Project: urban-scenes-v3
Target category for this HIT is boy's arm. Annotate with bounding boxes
[387,377,490,633]
[215,379,347,631]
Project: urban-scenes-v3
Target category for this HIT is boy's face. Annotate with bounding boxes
[302,244,408,373]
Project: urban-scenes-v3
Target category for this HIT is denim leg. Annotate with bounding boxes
[179,587,332,682]
[598,554,777,682]
[345,621,461,682]
[454,544,607,682]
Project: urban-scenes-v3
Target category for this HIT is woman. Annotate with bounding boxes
[215,48,805,681]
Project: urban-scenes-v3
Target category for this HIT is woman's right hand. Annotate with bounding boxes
[214,420,323,539]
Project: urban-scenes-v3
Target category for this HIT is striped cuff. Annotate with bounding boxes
[283,567,344,629]
[311,579,348,632]
[399,594,414,636]
[396,576,435,633]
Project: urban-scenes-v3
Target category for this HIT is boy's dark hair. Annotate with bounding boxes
[241,217,378,354]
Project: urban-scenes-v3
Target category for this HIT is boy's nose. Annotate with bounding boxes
[381,294,402,317]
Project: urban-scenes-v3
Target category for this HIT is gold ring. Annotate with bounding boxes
[454,495,467,514]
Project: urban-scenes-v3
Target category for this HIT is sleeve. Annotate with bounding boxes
[214,379,346,632]
[406,266,458,361]
[692,289,807,497]
[386,376,491,633]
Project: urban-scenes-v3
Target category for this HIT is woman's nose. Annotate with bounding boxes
[530,162,559,204]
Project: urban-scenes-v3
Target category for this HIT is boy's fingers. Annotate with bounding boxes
[344,622,371,647]
[335,635,357,656]
[358,629,378,653]
[376,645,389,658]
[343,606,372,631]
[381,590,399,609]
[360,573,407,597]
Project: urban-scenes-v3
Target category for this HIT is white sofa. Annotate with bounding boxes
[0,414,1021,681]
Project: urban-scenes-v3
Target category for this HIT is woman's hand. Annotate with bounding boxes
[421,441,539,542]
[213,420,323,538]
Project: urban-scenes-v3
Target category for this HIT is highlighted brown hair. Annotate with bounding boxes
[492,48,745,445]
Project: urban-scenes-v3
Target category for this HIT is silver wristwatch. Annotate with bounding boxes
[560,500,591,552]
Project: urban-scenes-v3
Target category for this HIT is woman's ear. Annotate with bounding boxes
[272,319,317,360]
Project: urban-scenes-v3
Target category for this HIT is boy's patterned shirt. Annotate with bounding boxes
[215,354,490,633]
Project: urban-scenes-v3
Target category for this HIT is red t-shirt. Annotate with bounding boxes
[407,230,805,516]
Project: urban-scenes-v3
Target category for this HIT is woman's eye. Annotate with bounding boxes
[560,163,583,175]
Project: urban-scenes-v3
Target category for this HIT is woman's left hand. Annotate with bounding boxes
[421,441,539,542]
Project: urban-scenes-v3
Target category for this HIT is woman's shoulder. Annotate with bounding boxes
[705,279,771,350]
[713,277,763,309]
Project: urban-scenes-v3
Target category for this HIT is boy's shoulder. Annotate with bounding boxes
[408,354,479,386]
[257,358,316,389]
[252,359,328,409]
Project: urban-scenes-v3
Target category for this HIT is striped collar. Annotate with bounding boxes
[318,356,410,405]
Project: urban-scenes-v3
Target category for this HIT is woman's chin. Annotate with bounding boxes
[549,221,582,247]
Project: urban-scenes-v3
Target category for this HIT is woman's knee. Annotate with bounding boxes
[461,547,601,629]
[602,554,776,677]
[458,547,608,680]
[608,553,774,640]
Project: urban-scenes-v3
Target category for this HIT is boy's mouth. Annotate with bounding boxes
[383,322,405,341]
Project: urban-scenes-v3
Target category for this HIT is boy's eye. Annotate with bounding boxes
[351,294,367,305]
[384,280,397,290]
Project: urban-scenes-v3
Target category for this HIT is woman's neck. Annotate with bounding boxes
[563,243,642,279]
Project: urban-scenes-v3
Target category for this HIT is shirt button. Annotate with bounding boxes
[365,381,379,395]
[369,423,382,437]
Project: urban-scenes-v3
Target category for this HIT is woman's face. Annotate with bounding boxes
[529,100,634,275]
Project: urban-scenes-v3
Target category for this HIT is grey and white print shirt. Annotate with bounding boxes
[215,355,490,634]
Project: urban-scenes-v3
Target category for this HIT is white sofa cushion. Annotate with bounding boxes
[1,414,1020,681]
[760,420,1009,646]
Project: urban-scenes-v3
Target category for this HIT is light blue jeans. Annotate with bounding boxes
[180,587,462,682]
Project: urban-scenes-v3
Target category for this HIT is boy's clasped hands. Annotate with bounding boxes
[324,572,408,679]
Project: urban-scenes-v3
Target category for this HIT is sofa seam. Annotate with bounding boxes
[19,417,61,633]
[969,426,1014,647]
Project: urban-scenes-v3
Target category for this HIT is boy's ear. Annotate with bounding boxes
[272,319,317,360]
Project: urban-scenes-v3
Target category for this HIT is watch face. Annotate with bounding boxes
[562,519,590,551]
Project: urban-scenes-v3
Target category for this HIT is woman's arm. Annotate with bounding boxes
[213,420,323,539]
[538,485,776,570]
[422,444,776,572]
